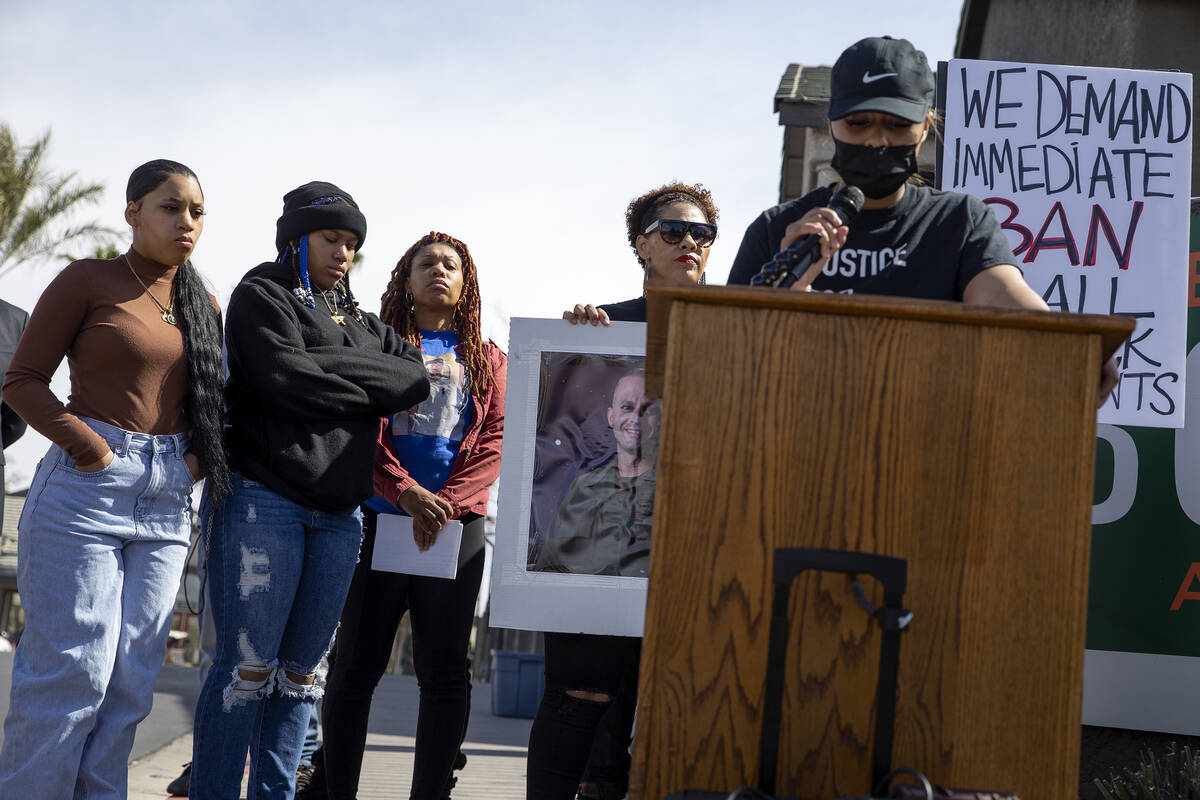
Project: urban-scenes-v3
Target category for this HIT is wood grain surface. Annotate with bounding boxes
[631,291,1128,800]
[643,283,1135,398]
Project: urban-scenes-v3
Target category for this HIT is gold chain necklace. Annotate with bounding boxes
[124,254,176,325]
[320,288,346,325]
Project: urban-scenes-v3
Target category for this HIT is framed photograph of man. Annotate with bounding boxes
[490,317,656,636]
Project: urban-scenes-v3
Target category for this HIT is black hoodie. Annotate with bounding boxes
[224,261,430,511]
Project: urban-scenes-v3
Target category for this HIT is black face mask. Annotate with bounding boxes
[830,138,919,199]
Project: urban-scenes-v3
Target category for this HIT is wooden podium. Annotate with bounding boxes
[631,284,1135,800]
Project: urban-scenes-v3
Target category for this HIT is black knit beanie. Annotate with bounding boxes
[275,181,367,252]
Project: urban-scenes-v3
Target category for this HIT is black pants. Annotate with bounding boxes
[321,508,485,800]
[526,632,641,799]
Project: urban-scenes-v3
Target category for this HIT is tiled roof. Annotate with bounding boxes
[774,64,832,112]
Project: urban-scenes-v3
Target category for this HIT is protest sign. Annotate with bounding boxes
[940,59,1193,427]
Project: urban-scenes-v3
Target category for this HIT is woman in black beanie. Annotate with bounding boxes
[189,181,431,799]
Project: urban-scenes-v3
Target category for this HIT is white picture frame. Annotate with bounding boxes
[489,317,653,637]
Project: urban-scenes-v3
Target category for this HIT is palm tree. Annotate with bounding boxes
[65,243,121,262]
[0,124,115,279]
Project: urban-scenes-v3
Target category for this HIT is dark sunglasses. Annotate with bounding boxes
[643,219,717,247]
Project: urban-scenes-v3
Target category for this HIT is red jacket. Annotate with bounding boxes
[373,339,506,518]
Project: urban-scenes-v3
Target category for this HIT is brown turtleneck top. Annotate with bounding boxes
[2,248,217,466]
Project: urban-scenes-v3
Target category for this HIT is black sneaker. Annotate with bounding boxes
[166,762,191,797]
[438,751,467,799]
[294,751,326,800]
[295,763,315,790]
[576,780,627,800]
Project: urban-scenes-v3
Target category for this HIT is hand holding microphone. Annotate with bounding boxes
[750,185,865,290]
[779,206,850,280]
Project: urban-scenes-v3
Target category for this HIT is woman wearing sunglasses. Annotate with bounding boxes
[565,185,717,326]
[533,182,718,800]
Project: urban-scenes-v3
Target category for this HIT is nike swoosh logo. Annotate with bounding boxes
[862,71,898,84]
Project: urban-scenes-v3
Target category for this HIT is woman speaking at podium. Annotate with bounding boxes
[725,35,1115,401]
[727,36,1038,303]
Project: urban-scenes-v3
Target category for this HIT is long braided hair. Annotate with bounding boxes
[379,231,493,392]
[126,159,230,501]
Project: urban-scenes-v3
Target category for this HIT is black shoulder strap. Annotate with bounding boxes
[757,548,911,796]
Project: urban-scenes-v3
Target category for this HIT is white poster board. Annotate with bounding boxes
[941,58,1193,428]
[490,318,654,637]
[372,516,462,579]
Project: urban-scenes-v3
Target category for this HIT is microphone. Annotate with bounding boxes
[750,185,865,289]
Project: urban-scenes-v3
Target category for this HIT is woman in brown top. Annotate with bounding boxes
[0,159,226,799]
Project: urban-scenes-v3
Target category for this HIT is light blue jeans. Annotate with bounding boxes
[190,474,362,800]
[0,417,194,800]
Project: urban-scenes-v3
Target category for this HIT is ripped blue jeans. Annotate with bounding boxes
[190,474,363,799]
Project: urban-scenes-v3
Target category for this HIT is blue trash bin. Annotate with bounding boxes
[490,649,545,718]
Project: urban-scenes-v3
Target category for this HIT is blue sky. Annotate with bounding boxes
[0,0,966,486]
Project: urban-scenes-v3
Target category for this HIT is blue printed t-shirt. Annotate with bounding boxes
[366,330,473,515]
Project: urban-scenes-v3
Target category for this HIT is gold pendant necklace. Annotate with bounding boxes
[124,254,176,325]
[321,288,346,325]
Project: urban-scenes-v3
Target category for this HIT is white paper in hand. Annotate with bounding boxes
[372,514,462,579]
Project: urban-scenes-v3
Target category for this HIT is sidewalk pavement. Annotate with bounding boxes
[128,722,529,799]
[128,671,531,799]
[0,654,528,800]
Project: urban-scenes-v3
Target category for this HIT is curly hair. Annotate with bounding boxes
[624,182,719,268]
[379,232,494,393]
[126,159,230,502]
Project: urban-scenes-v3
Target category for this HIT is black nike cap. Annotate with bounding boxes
[829,36,934,123]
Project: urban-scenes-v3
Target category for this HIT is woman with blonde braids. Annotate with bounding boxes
[317,232,507,800]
